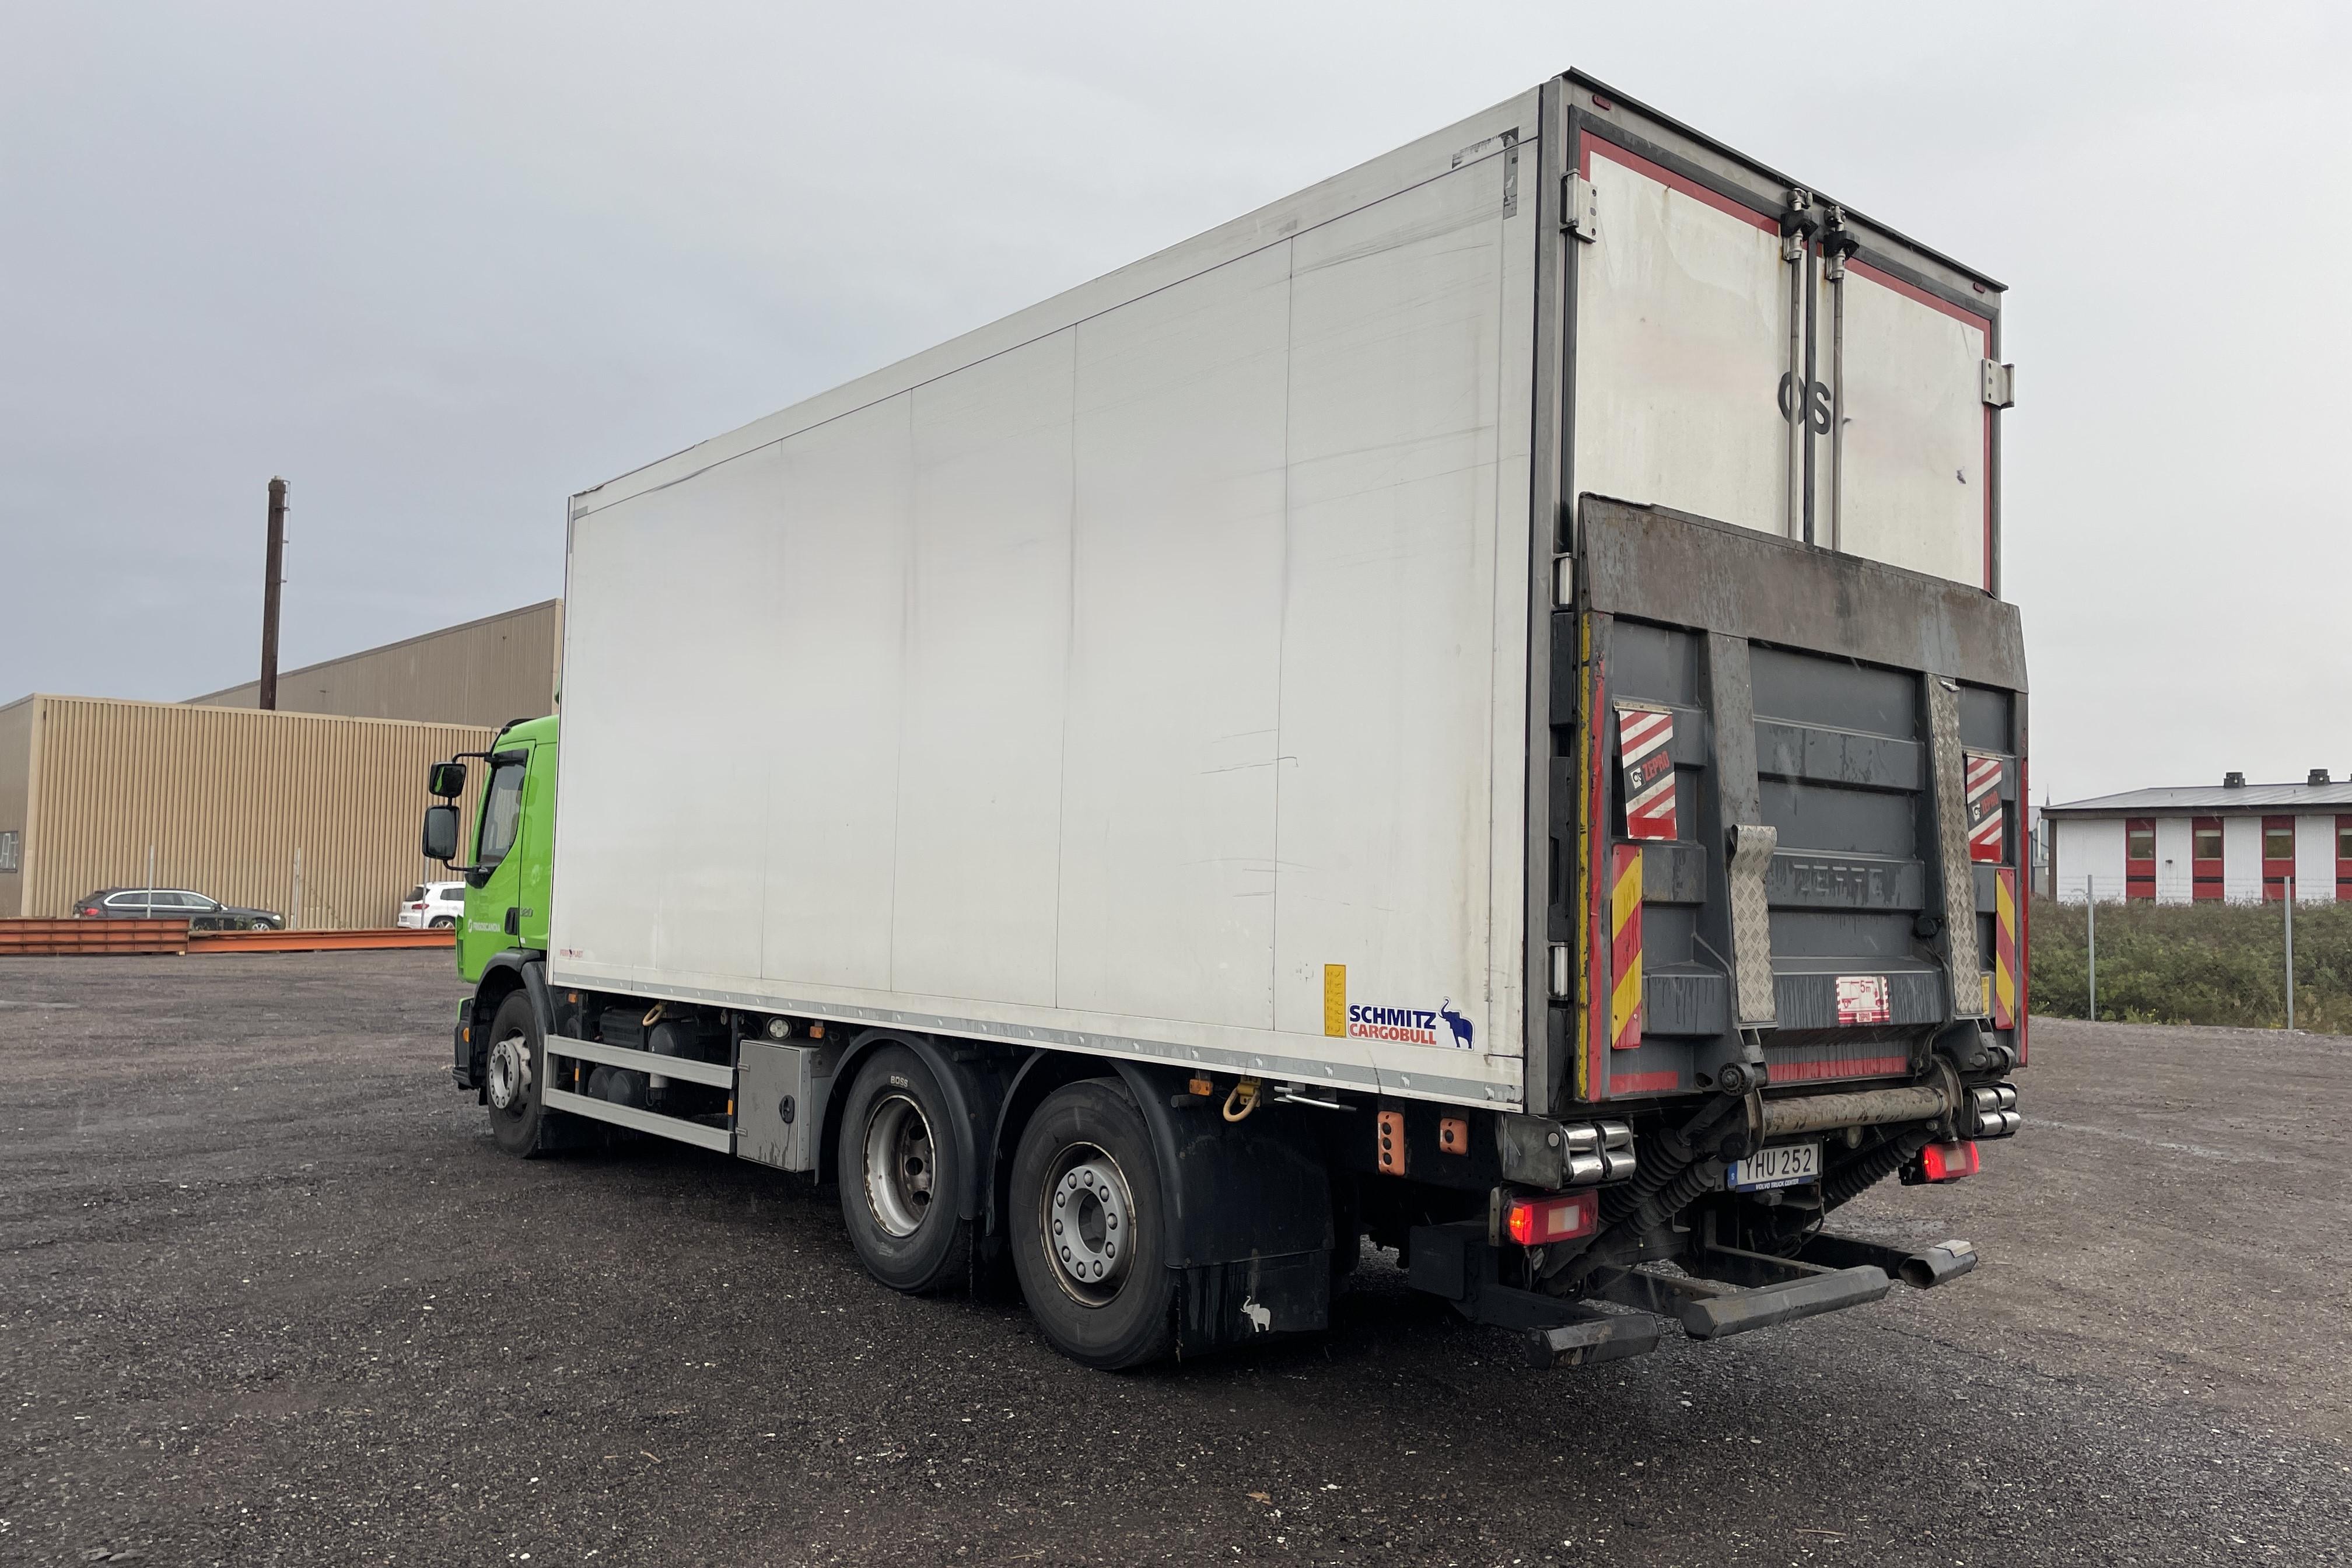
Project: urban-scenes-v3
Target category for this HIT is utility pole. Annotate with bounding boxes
[259,477,287,710]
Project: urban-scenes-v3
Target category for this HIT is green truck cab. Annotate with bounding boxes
[419,715,557,1097]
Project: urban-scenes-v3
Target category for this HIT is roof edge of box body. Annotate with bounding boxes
[1561,69,2004,307]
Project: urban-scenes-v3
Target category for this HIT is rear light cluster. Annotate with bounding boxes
[1915,1141,1980,1183]
[1968,1083,2021,1139]
[1504,1189,1598,1246]
[1560,1120,1637,1186]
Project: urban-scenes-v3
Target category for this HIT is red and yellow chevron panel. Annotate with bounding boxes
[1609,843,1644,1051]
[1965,751,2004,863]
[1993,865,2018,1029]
[1580,620,1607,1100]
[1618,704,1677,841]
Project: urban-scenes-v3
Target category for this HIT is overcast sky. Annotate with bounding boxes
[4,2,2346,804]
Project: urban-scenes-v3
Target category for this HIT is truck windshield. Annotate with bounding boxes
[476,760,527,869]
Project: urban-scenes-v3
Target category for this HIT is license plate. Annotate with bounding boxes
[1728,1142,1822,1192]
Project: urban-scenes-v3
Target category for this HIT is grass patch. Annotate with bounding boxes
[2029,897,2352,1034]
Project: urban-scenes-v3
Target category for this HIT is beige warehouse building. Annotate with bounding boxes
[187,599,562,729]
[0,600,558,926]
[0,696,494,925]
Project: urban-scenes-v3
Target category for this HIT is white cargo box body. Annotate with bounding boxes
[551,72,2008,1113]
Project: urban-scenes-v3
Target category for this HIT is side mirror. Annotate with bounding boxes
[421,803,462,863]
[428,761,468,799]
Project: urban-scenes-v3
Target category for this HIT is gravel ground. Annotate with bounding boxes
[2,951,2347,1567]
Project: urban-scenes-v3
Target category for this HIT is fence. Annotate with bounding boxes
[0,918,454,957]
[2031,888,2348,1034]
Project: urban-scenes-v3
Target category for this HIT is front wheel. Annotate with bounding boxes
[1009,1079,1177,1369]
[483,992,561,1158]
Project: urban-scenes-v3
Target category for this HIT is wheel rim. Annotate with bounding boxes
[486,1030,531,1114]
[862,1092,936,1238]
[1039,1142,1135,1305]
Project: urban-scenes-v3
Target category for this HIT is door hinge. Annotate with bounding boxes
[1821,204,1853,279]
[1779,188,1815,262]
[1980,359,2016,410]
[1563,173,1599,242]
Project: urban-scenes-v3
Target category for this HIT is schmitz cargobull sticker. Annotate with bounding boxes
[1321,964,1476,1049]
[1346,1000,1476,1050]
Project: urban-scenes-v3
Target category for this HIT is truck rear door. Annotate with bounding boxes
[1535,78,2021,1110]
[1563,82,2008,589]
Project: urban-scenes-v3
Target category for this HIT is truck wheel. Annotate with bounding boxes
[483,991,558,1158]
[836,1045,973,1294]
[1009,1079,1176,1369]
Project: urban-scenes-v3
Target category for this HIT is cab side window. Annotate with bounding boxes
[476,760,528,870]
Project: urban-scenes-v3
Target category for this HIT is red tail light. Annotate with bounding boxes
[1917,1141,1980,1183]
[1504,1190,1598,1246]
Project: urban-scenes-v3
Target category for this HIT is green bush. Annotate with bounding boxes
[2028,896,2352,1033]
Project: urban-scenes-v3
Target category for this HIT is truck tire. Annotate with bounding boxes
[836,1045,974,1294]
[1009,1079,1177,1370]
[483,991,559,1158]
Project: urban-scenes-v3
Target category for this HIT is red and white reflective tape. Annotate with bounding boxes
[1618,705,1677,842]
[1965,751,2004,863]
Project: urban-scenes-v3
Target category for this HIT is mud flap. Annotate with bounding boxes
[1110,1060,1335,1355]
[1176,1251,1331,1354]
[452,1013,478,1091]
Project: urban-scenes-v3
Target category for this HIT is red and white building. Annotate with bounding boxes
[2042,771,2352,904]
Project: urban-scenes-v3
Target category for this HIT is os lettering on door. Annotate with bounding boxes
[1777,373,1833,436]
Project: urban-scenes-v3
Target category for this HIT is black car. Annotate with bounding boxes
[74,888,284,930]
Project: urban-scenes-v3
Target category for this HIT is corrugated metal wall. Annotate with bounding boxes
[0,697,33,918]
[17,696,493,928]
[186,599,562,729]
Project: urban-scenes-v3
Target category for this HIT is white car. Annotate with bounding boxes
[398,881,466,930]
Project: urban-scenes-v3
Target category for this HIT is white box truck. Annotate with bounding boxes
[422,70,2026,1370]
